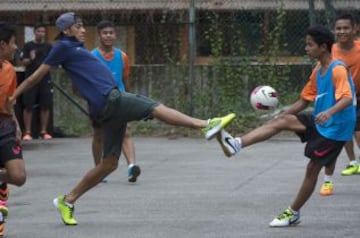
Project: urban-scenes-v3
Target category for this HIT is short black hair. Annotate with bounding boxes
[96,20,114,32]
[335,13,356,26]
[0,21,16,43]
[306,25,334,52]
[34,22,46,30]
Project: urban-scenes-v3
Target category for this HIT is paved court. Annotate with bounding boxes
[5,135,360,238]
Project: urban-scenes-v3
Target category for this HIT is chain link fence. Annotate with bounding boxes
[1,0,360,135]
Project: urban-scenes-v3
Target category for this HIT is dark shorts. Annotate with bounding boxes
[22,74,53,109]
[97,89,159,158]
[296,112,345,166]
[355,97,360,131]
[0,117,23,167]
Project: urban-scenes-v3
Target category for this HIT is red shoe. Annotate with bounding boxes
[41,132,52,140]
[22,133,33,141]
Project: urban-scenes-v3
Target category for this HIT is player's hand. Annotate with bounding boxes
[315,111,331,125]
[30,50,36,60]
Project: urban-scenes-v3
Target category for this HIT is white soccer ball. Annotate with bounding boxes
[250,85,279,110]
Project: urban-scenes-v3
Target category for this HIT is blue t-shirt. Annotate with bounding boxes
[43,36,116,117]
[314,60,356,141]
[91,48,125,92]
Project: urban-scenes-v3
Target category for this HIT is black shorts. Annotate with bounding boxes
[296,112,345,166]
[0,117,23,167]
[355,97,360,131]
[22,74,53,109]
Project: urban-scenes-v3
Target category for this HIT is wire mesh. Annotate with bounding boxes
[1,0,360,133]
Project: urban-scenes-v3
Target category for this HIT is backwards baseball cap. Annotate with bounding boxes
[55,12,79,31]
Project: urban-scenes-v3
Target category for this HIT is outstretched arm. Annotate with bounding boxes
[10,64,51,102]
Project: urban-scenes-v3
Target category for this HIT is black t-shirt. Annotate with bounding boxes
[21,41,52,77]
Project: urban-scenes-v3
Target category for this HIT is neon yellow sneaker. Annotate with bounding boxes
[53,195,78,225]
[0,200,8,217]
[341,164,359,176]
[319,181,334,196]
[0,213,5,238]
[202,113,236,140]
[269,207,300,227]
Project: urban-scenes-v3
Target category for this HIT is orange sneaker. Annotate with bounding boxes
[0,218,4,238]
[319,181,334,196]
[0,184,9,201]
[22,133,33,141]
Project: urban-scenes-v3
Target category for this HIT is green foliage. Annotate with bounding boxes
[51,4,305,137]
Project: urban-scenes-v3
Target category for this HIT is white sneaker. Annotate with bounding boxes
[269,208,300,227]
[216,130,241,157]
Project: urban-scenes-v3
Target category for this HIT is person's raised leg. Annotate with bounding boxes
[151,104,235,139]
[216,114,306,157]
[217,114,307,158]
[241,114,306,147]
[152,104,207,128]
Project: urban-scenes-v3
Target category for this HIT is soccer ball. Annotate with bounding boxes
[250,85,279,110]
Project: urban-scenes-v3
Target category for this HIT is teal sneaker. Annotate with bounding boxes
[128,165,141,183]
[269,208,300,227]
[53,195,78,225]
[202,113,236,140]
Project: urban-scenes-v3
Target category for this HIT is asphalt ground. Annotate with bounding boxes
[5,135,360,238]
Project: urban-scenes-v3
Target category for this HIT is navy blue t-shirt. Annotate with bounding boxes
[43,36,116,117]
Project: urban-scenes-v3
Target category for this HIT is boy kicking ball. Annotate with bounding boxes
[9,12,235,225]
[217,25,356,227]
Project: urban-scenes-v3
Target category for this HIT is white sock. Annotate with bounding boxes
[324,174,332,183]
[235,137,242,148]
[349,160,358,166]
[227,137,242,154]
[128,164,135,169]
[65,201,74,208]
